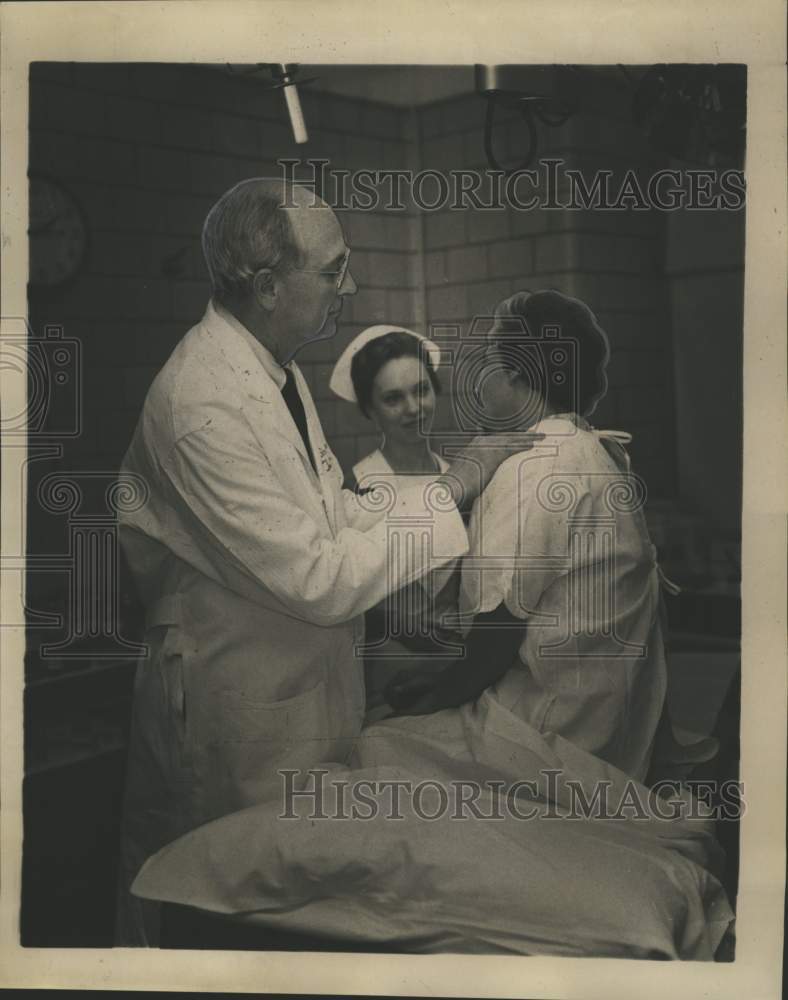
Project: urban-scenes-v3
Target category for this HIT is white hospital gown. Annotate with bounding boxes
[459,413,667,783]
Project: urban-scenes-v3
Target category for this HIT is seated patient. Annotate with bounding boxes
[389,289,685,784]
[330,326,458,719]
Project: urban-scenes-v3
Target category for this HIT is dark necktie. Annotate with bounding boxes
[281,366,317,474]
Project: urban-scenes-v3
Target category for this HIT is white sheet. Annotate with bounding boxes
[132,689,734,959]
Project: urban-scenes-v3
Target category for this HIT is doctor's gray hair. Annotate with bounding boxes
[493,289,610,416]
[201,179,302,306]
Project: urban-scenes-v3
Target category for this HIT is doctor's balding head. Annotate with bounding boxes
[202,178,356,364]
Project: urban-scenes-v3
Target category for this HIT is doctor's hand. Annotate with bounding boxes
[438,432,544,511]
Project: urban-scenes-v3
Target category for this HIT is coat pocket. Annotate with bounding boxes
[211,680,332,811]
[218,678,329,752]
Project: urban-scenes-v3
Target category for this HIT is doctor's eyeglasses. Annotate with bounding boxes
[291,249,351,291]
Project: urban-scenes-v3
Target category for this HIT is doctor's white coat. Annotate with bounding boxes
[115,302,468,945]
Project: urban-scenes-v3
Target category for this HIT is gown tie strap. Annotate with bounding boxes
[593,428,633,446]
[592,425,683,597]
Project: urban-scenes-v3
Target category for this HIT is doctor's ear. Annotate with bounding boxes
[252,268,278,311]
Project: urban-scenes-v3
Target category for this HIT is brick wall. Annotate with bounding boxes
[297,112,423,476]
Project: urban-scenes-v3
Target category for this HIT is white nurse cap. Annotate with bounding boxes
[329,325,442,403]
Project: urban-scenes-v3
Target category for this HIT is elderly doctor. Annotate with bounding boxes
[114,178,538,946]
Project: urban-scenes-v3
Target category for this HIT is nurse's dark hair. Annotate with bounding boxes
[492,289,610,416]
[351,332,441,419]
[202,178,302,307]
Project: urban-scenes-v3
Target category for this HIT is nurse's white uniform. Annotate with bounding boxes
[115,302,468,945]
[352,447,453,721]
[353,447,450,485]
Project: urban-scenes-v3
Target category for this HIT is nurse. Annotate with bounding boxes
[330,327,458,718]
[329,325,450,486]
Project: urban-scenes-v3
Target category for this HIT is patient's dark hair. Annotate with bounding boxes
[351,331,441,419]
[493,289,610,416]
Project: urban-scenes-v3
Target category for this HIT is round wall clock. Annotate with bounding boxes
[28,175,88,288]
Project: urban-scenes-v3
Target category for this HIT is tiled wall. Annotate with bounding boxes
[27,63,423,486]
[28,64,743,545]
[416,81,678,494]
[666,206,745,536]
